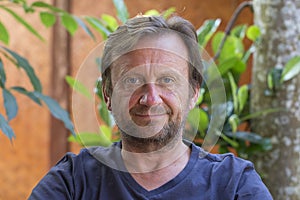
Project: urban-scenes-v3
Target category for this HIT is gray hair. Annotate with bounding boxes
[101,15,202,96]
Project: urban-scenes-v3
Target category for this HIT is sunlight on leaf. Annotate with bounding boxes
[99,125,112,140]
[68,132,112,147]
[0,21,9,45]
[65,75,92,100]
[162,7,176,19]
[40,12,56,28]
[280,56,300,83]
[144,9,160,16]
[61,13,78,35]
[237,85,248,114]
[197,19,221,48]
[246,25,261,41]
[101,14,118,32]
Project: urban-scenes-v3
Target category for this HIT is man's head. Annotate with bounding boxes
[101,15,202,98]
[101,15,203,151]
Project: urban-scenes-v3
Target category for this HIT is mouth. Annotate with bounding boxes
[129,106,172,124]
[133,113,168,118]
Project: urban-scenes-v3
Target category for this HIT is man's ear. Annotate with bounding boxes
[189,86,200,110]
[102,82,112,111]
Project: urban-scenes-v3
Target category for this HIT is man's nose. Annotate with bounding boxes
[139,83,163,106]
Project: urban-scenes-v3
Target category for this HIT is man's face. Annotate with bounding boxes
[108,33,196,146]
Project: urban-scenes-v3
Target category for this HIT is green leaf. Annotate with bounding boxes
[237,85,248,114]
[0,114,15,140]
[85,16,111,39]
[267,70,274,90]
[99,125,112,140]
[212,32,244,62]
[187,108,200,130]
[68,132,112,147]
[95,77,103,99]
[0,20,9,45]
[112,0,129,23]
[240,108,283,121]
[99,100,113,127]
[60,13,78,35]
[65,75,92,100]
[40,12,56,28]
[220,133,239,148]
[228,72,238,114]
[33,92,75,135]
[242,45,255,63]
[1,47,42,92]
[31,1,65,13]
[22,2,35,13]
[198,109,209,135]
[225,131,271,147]
[101,14,118,32]
[197,19,221,48]
[0,59,6,87]
[228,114,239,133]
[231,25,247,39]
[0,6,44,41]
[196,88,205,105]
[3,89,18,121]
[11,86,41,105]
[218,57,246,76]
[162,7,176,19]
[74,17,95,40]
[144,9,160,16]
[280,56,300,83]
[246,25,261,41]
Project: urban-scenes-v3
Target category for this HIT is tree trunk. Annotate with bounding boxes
[251,0,300,199]
[49,0,71,166]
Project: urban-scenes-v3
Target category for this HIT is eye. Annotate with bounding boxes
[159,77,175,84]
[124,77,142,85]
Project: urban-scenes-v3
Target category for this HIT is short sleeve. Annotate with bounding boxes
[28,153,76,200]
[235,163,273,200]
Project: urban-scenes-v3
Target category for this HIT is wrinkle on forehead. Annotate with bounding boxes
[111,49,189,85]
[134,32,189,59]
[111,32,189,85]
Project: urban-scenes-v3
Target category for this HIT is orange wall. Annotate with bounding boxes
[0,0,252,199]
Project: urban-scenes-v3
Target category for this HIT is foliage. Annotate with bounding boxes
[65,0,286,159]
[0,0,105,139]
[3,0,299,159]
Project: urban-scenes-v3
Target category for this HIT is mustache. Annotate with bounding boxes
[130,105,171,116]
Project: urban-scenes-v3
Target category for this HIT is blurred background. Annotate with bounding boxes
[1,0,299,199]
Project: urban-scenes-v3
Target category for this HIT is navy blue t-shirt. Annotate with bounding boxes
[29,142,273,199]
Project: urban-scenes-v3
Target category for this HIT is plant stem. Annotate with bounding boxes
[213,1,253,61]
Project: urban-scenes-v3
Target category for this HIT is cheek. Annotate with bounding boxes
[128,91,141,109]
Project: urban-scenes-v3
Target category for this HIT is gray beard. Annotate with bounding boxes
[119,118,186,153]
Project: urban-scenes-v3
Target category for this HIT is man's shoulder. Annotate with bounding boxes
[60,142,126,171]
[191,143,254,171]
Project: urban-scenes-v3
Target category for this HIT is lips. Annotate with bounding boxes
[130,105,171,117]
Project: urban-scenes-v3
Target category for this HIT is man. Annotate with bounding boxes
[29,15,273,199]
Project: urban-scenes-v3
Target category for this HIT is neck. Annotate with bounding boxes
[121,138,190,173]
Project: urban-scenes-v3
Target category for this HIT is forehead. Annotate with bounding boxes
[133,32,188,57]
[111,33,189,78]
